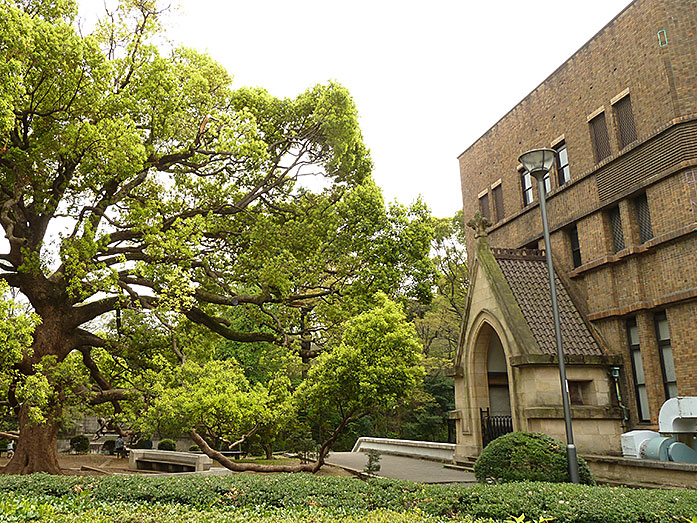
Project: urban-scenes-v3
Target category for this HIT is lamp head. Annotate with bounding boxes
[518,148,556,181]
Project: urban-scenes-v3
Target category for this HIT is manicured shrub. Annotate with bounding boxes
[102,439,116,454]
[474,431,594,485]
[69,434,90,454]
[189,444,201,452]
[133,438,153,449]
[157,439,177,451]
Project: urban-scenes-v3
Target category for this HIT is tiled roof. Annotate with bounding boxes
[492,248,603,356]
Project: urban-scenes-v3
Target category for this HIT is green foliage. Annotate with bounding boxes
[474,432,594,485]
[364,450,382,475]
[297,294,424,422]
[68,434,89,454]
[157,438,177,451]
[189,444,201,452]
[140,359,289,450]
[133,439,153,449]
[1,474,697,522]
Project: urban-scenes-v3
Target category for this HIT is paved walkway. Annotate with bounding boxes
[325,452,476,484]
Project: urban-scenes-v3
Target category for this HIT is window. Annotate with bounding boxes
[493,184,504,222]
[634,193,653,243]
[589,112,611,162]
[555,141,570,185]
[543,171,551,195]
[523,240,538,250]
[568,224,582,268]
[608,206,625,252]
[614,95,638,149]
[627,318,650,422]
[478,192,491,220]
[521,170,534,206]
[655,312,678,399]
[568,381,589,406]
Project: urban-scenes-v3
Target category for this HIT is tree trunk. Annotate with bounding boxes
[3,404,62,475]
[263,442,273,460]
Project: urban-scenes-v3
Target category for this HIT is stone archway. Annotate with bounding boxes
[469,320,513,449]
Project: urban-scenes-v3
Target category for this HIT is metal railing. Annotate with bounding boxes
[480,408,513,448]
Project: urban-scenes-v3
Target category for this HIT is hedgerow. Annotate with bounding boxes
[0,473,696,522]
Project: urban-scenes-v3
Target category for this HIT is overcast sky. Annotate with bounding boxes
[79,0,632,218]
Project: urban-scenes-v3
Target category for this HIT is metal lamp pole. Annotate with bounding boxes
[519,148,580,484]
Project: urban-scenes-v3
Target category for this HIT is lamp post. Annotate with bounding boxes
[518,148,580,484]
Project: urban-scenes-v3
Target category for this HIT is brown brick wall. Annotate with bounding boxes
[458,0,697,431]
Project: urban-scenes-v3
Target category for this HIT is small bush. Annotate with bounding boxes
[133,438,152,449]
[101,439,116,454]
[188,444,200,452]
[157,439,177,451]
[364,450,382,475]
[69,434,90,454]
[474,432,594,485]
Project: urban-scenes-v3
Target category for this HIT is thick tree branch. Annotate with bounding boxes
[184,307,278,343]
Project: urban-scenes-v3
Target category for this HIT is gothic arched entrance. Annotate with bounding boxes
[472,322,513,448]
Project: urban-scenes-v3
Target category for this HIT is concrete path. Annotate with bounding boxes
[325,452,476,484]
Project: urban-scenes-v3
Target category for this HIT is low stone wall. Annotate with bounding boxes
[129,449,213,473]
[351,437,455,462]
[584,454,697,489]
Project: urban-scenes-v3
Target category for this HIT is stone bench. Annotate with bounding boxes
[129,449,213,473]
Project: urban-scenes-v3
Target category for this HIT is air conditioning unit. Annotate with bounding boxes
[620,430,659,458]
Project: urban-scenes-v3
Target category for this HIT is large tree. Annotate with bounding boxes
[0,0,433,474]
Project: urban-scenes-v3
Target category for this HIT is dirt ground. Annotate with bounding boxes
[0,453,354,477]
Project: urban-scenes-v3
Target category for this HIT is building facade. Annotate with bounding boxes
[454,0,697,458]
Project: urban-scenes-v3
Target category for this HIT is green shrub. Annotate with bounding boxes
[157,438,177,451]
[133,438,153,449]
[474,432,594,485]
[102,439,116,454]
[0,474,697,522]
[189,444,201,452]
[69,434,90,454]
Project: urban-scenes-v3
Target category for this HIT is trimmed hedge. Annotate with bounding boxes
[0,473,696,522]
[474,432,594,485]
[158,438,177,451]
[68,434,90,454]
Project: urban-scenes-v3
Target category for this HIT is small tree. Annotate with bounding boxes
[295,293,424,470]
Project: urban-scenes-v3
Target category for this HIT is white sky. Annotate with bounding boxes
[78,0,631,218]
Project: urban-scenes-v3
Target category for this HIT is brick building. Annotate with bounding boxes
[452,0,697,460]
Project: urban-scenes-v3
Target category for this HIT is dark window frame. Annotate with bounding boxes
[478,192,491,220]
[568,224,582,268]
[608,206,625,253]
[492,184,504,222]
[521,170,534,206]
[613,95,638,149]
[554,140,570,186]
[634,193,653,243]
[626,317,650,422]
[589,112,612,163]
[654,311,678,400]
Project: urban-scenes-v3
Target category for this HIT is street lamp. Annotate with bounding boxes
[518,148,580,484]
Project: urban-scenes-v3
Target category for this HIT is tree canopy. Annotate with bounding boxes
[0,0,436,474]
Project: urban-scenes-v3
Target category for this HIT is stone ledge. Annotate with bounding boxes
[524,405,624,419]
[352,437,455,462]
[510,353,623,367]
